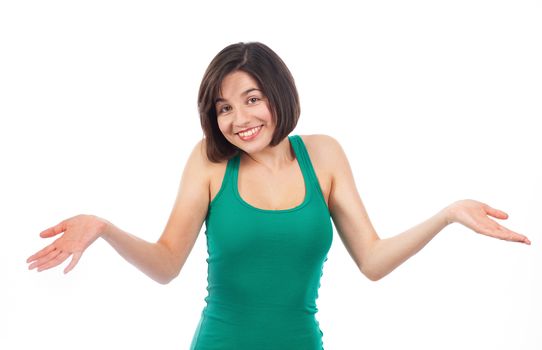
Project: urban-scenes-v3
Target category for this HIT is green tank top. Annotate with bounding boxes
[190,135,333,350]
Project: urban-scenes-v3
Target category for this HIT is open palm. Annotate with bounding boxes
[26,214,106,273]
[448,199,531,245]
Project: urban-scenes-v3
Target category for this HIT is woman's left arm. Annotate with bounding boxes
[367,199,530,281]
[320,135,531,282]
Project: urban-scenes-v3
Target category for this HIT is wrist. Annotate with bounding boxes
[443,202,458,225]
[92,215,113,239]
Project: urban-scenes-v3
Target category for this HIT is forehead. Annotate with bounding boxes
[218,71,261,98]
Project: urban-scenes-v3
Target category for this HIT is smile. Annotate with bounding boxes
[237,125,262,141]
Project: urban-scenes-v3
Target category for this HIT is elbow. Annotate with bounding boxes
[365,271,383,282]
[360,265,384,282]
[367,273,383,282]
[359,239,388,281]
[154,242,182,284]
[154,272,173,285]
[161,268,181,285]
[156,271,178,285]
[156,277,171,285]
[153,263,181,285]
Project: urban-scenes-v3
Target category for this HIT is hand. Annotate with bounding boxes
[27,214,108,274]
[446,199,531,245]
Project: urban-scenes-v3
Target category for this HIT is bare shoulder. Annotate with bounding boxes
[300,133,352,182]
[300,133,341,149]
[192,138,227,175]
[189,138,212,175]
[194,138,230,167]
[196,139,229,202]
[185,139,221,196]
[299,134,345,167]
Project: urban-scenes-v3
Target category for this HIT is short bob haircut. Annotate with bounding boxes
[198,42,300,163]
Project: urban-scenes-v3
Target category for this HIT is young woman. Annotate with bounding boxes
[26,42,531,350]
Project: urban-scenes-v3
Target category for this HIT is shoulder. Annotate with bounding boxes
[192,138,230,191]
[185,139,219,184]
[299,133,340,146]
[299,133,345,160]
[299,133,350,179]
[189,138,211,168]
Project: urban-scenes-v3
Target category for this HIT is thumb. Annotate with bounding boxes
[40,219,67,238]
[485,205,509,220]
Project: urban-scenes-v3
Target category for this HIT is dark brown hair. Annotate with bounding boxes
[198,42,300,163]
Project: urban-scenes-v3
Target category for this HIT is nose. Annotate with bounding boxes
[233,106,251,127]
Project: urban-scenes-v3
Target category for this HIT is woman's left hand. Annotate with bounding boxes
[446,199,531,245]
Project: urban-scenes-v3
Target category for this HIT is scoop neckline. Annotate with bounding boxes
[232,135,312,213]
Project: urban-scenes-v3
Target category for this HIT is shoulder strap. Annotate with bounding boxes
[290,135,320,192]
[210,153,238,206]
[228,153,240,192]
[290,135,330,211]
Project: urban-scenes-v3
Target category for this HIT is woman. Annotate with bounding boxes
[26,42,531,349]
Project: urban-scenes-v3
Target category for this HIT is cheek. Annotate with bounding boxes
[258,105,274,123]
[216,120,227,136]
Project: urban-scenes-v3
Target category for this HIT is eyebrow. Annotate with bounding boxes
[215,88,261,104]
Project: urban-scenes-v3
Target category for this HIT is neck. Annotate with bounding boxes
[241,137,295,173]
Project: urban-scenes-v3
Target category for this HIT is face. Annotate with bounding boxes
[215,70,275,154]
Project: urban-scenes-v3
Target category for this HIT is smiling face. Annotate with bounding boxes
[215,70,276,154]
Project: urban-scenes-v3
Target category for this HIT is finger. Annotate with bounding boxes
[497,225,531,244]
[39,219,68,238]
[37,251,70,272]
[479,225,530,244]
[27,244,56,264]
[64,252,82,274]
[29,248,62,270]
[504,230,531,245]
[483,205,508,220]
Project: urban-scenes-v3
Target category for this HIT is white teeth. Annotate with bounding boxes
[239,126,261,138]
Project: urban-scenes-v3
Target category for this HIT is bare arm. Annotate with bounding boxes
[27,139,211,284]
[362,206,449,281]
[100,139,210,284]
[321,134,530,281]
[364,200,530,280]
[100,221,178,284]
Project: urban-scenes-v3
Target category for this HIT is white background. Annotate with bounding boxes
[1,1,540,349]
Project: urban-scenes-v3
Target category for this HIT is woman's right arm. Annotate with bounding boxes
[27,139,211,285]
[102,139,211,284]
[100,220,179,285]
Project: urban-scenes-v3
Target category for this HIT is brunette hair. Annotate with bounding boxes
[198,42,300,163]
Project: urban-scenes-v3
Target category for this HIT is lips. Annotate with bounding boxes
[236,125,263,134]
[237,125,263,141]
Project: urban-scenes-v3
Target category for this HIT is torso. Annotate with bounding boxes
[207,135,332,210]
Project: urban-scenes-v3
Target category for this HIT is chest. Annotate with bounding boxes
[209,142,331,211]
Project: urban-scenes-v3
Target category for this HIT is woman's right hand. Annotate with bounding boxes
[27,214,109,274]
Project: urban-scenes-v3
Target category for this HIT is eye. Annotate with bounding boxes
[248,97,260,104]
[218,105,231,114]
